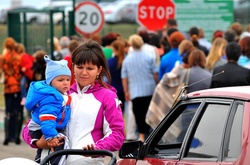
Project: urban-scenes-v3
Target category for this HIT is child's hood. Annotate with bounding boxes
[25,81,61,111]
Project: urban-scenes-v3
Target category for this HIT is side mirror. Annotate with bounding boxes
[119,140,143,159]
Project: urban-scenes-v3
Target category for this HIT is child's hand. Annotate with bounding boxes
[47,137,64,152]
[21,67,26,72]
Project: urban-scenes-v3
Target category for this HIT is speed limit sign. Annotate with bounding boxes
[75,1,105,35]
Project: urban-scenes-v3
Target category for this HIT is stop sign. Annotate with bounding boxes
[137,0,175,31]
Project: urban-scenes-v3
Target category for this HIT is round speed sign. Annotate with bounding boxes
[75,1,105,35]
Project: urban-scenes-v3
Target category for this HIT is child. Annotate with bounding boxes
[15,43,34,106]
[25,55,71,164]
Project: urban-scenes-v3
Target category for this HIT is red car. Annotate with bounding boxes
[117,86,250,165]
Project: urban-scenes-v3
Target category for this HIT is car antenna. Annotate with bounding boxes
[172,70,224,106]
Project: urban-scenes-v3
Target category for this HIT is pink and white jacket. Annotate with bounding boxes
[22,82,125,164]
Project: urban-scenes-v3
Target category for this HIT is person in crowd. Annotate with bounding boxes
[188,26,209,56]
[102,32,119,59]
[89,33,103,45]
[187,49,212,93]
[223,29,237,43]
[0,37,23,145]
[246,24,250,33]
[136,29,160,67]
[25,56,71,164]
[64,39,80,85]
[167,27,179,37]
[158,31,186,80]
[15,43,34,106]
[205,38,228,73]
[160,27,179,60]
[178,40,195,69]
[198,28,212,51]
[147,48,211,129]
[159,36,171,58]
[148,32,163,59]
[230,22,243,42]
[32,50,47,81]
[238,36,250,69]
[108,39,126,113]
[47,37,62,61]
[166,18,178,30]
[59,36,70,58]
[161,18,178,37]
[211,42,250,88]
[22,39,125,164]
[70,34,81,41]
[211,30,224,43]
[239,31,250,41]
[121,34,158,142]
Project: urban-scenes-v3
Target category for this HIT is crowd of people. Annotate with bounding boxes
[1,19,250,164]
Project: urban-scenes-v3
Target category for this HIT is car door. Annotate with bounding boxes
[118,100,204,165]
[177,99,243,165]
[118,98,245,165]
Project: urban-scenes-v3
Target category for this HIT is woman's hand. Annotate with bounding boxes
[83,144,95,150]
[82,144,97,157]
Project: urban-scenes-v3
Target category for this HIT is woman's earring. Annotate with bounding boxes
[96,75,99,79]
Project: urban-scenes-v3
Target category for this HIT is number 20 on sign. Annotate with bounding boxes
[75,1,105,35]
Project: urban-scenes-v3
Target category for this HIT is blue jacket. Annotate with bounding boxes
[159,48,182,80]
[25,80,71,140]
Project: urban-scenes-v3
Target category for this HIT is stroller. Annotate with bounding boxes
[0,149,117,165]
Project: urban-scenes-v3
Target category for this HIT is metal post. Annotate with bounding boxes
[49,10,54,60]
[68,0,76,36]
[23,12,27,48]
[62,11,66,36]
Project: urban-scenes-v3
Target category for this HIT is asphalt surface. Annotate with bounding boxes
[0,109,118,164]
[0,108,38,161]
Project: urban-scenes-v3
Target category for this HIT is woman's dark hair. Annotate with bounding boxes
[138,30,150,43]
[188,49,206,68]
[33,50,47,66]
[102,32,119,46]
[72,39,111,88]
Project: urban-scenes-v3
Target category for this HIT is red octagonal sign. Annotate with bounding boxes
[137,0,175,31]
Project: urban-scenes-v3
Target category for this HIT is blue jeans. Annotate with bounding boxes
[20,76,27,98]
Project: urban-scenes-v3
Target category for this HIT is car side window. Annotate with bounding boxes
[153,103,200,157]
[186,103,231,159]
[226,103,243,159]
[158,103,200,145]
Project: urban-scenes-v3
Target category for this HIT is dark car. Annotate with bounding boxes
[117,86,250,165]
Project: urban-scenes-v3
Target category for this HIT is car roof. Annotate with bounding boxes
[187,86,250,100]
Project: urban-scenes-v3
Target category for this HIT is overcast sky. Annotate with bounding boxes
[1,0,49,7]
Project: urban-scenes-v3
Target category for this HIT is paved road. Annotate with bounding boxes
[0,109,119,164]
[0,109,35,160]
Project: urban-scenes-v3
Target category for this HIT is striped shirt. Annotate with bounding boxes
[121,50,158,100]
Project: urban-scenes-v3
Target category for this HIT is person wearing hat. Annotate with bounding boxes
[24,55,71,164]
